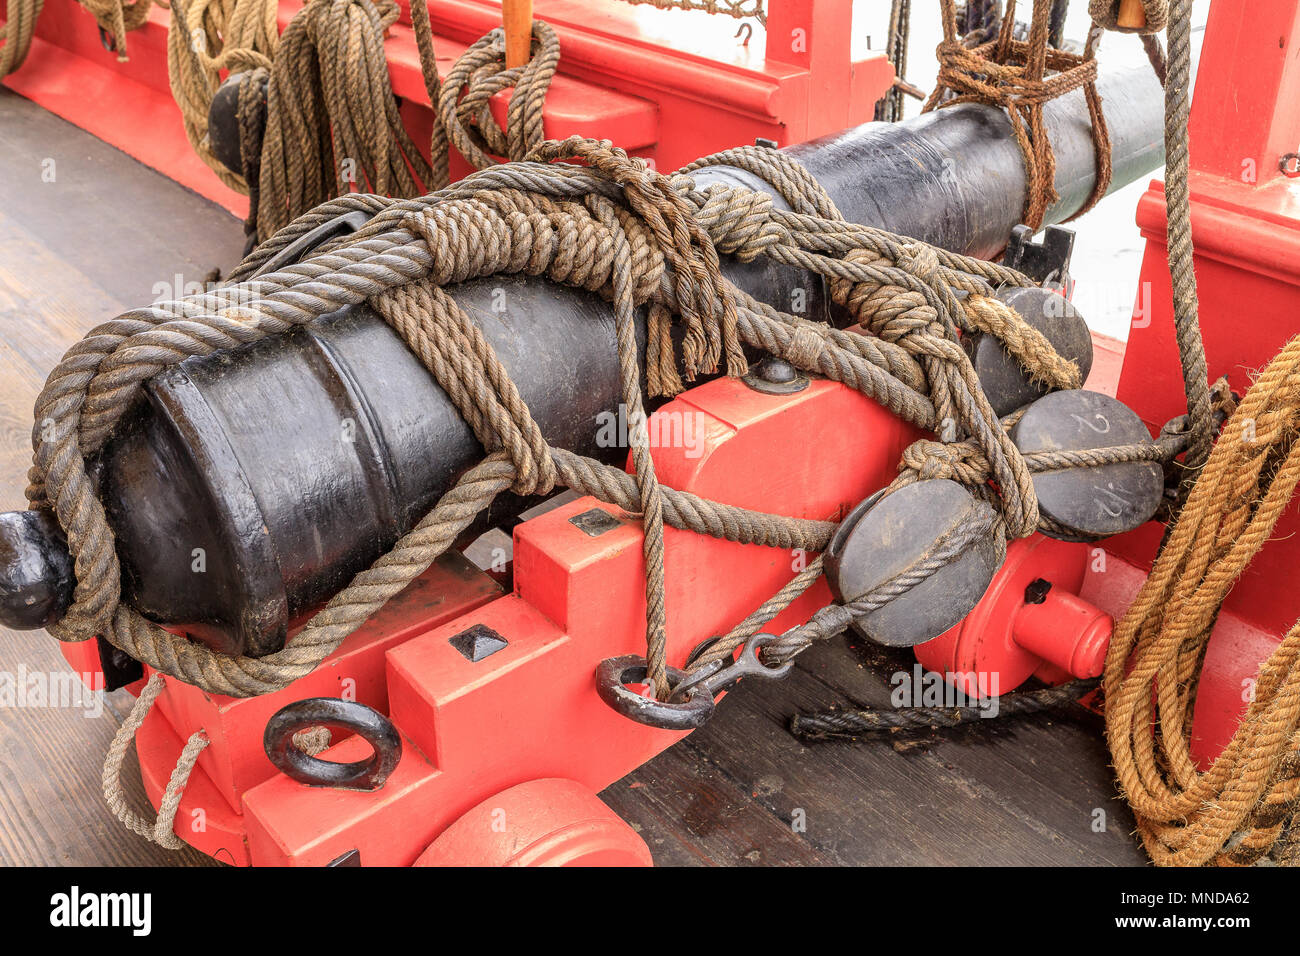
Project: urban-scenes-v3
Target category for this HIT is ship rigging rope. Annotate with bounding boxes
[0,0,42,79]
[28,134,1194,704]
[167,0,560,242]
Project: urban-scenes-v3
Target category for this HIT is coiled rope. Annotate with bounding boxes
[166,0,278,194]
[167,0,561,242]
[1105,337,1300,866]
[0,0,43,79]
[1085,0,1300,866]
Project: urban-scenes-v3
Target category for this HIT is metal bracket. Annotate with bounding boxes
[1004,224,1076,293]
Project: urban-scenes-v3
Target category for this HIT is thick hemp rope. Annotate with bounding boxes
[79,0,161,60]
[927,0,1112,231]
[167,0,279,193]
[2,0,157,74]
[1087,0,1300,866]
[167,0,561,242]
[29,140,1101,703]
[0,0,43,79]
[102,674,209,849]
[1105,336,1300,866]
[1156,0,1214,476]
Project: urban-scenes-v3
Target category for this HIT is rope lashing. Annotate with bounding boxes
[1106,336,1300,867]
[0,0,43,79]
[167,0,561,242]
[927,0,1113,231]
[28,140,1092,702]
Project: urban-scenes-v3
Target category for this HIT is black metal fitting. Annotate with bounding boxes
[263,698,402,791]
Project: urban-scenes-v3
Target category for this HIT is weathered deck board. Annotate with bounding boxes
[0,88,1143,867]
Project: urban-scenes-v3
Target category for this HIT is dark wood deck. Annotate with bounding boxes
[0,89,1148,867]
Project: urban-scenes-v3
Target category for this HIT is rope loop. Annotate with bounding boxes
[103,674,209,850]
[1106,336,1300,866]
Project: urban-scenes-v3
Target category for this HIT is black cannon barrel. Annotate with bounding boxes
[0,60,1165,656]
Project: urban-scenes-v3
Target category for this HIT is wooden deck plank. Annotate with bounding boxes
[649,639,1147,866]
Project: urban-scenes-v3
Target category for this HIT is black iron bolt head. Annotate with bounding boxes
[743,357,809,395]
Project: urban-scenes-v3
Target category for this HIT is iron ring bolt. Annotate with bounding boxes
[1281,153,1300,179]
[595,633,794,730]
[595,658,715,730]
[264,698,403,791]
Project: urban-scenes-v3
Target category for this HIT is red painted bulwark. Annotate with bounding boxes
[3,0,893,210]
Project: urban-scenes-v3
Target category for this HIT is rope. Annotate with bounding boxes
[27,141,1093,701]
[167,0,278,194]
[958,0,1004,48]
[1088,0,1167,33]
[79,0,161,61]
[0,0,42,79]
[927,0,1113,231]
[875,0,912,124]
[1159,0,1214,475]
[102,674,209,849]
[791,677,1098,739]
[1083,0,1300,867]
[0,0,154,74]
[610,0,765,27]
[1105,336,1300,867]
[255,0,435,240]
[168,0,561,243]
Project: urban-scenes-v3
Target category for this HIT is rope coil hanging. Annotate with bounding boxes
[167,0,561,242]
[1106,336,1300,867]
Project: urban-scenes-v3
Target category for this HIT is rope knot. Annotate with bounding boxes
[899,243,940,283]
[901,439,986,484]
[695,185,784,262]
